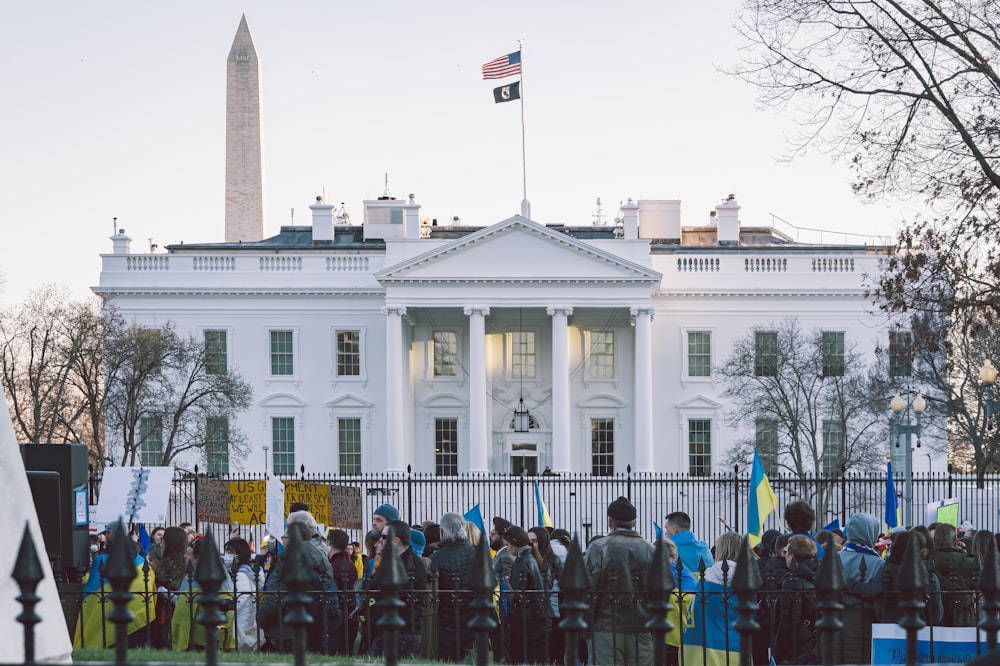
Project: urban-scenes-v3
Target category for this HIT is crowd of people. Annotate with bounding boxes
[74,496,997,665]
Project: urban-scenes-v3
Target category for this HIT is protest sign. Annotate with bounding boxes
[265,473,285,538]
[94,467,173,524]
[196,478,230,524]
[872,624,986,664]
[229,480,266,525]
[328,485,363,530]
[284,481,330,525]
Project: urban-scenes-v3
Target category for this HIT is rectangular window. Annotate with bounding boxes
[272,417,295,475]
[138,415,163,466]
[435,418,458,476]
[889,331,912,378]
[591,418,615,476]
[822,331,845,377]
[338,417,362,475]
[589,331,615,379]
[204,330,228,375]
[270,330,294,376]
[336,330,361,377]
[433,331,458,377]
[688,419,712,476]
[512,331,536,378]
[754,331,778,377]
[137,329,164,374]
[755,419,779,474]
[688,331,712,377]
[822,420,844,477]
[206,417,229,475]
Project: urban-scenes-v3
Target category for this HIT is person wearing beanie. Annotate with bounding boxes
[490,517,515,585]
[583,496,655,665]
[409,529,426,558]
[368,503,401,558]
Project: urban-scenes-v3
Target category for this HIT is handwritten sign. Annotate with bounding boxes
[284,481,330,525]
[197,478,230,524]
[94,467,172,524]
[229,480,266,525]
[328,485,363,531]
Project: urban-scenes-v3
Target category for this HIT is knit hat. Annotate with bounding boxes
[373,503,400,521]
[493,517,513,534]
[607,496,636,522]
[409,529,426,557]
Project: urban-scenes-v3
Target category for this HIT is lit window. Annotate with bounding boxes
[433,331,458,377]
[591,418,614,476]
[270,331,294,376]
[338,417,362,475]
[435,418,458,475]
[512,331,536,378]
[688,419,712,476]
[336,330,361,377]
[272,417,295,475]
[688,331,712,377]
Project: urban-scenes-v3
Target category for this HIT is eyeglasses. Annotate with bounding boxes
[379,534,390,540]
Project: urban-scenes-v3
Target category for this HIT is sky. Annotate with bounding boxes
[0,2,922,306]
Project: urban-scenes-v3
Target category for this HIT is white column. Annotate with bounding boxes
[464,306,491,473]
[548,306,573,473]
[382,306,407,472]
[631,307,655,473]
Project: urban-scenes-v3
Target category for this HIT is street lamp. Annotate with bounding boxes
[890,390,926,527]
[979,359,1000,428]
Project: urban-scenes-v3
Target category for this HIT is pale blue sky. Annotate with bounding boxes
[0,2,918,305]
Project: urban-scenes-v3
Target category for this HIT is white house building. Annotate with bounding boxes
[96,193,913,477]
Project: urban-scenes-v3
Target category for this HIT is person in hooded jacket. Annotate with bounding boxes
[771,536,819,664]
[224,538,261,653]
[505,526,551,665]
[932,522,979,626]
[838,513,884,665]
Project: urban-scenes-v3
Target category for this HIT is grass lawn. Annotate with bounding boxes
[72,647,457,663]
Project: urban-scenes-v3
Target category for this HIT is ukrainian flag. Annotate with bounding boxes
[681,579,740,666]
[748,448,778,548]
[885,460,901,530]
[533,479,553,528]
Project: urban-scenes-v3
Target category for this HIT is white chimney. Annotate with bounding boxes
[403,193,421,239]
[716,194,740,246]
[620,199,639,239]
[111,229,132,255]
[637,200,681,240]
[310,196,335,243]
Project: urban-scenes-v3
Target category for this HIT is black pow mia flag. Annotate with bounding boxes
[493,81,521,104]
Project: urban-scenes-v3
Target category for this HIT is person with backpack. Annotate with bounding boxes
[879,530,943,626]
[771,536,819,664]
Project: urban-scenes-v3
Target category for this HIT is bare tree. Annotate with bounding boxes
[732,0,1000,326]
[103,322,253,469]
[718,318,890,512]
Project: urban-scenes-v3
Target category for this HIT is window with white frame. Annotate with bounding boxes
[204,330,228,375]
[433,331,458,377]
[889,331,912,378]
[755,331,778,378]
[688,419,712,476]
[511,331,536,378]
[336,330,361,377]
[755,418,779,474]
[822,331,845,377]
[139,415,163,466]
[822,420,843,477]
[270,330,294,376]
[588,331,615,379]
[591,418,614,475]
[338,417,362,474]
[688,331,712,377]
[205,417,229,475]
[435,418,458,475]
[272,417,295,475]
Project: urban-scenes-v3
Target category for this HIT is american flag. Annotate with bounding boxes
[482,51,521,79]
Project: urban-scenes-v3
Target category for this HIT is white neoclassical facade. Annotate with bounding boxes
[96,194,911,476]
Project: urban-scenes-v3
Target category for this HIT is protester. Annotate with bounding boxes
[838,513,884,664]
[682,532,743,666]
[933,522,978,626]
[772,536,819,664]
[429,512,476,662]
[503,525,551,664]
[784,500,824,559]
[326,529,358,656]
[369,520,426,659]
[663,511,713,570]
[879,530,943,626]
[224,538,260,653]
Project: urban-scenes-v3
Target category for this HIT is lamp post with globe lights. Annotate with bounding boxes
[890,390,926,527]
[979,359,1000,429]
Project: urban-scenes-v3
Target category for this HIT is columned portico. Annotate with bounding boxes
[465,306,490,473]
[631,306,655,472]
[548,306,573,473]
[383,305,407,472]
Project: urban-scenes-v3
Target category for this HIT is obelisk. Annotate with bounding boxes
[225,15,264,243]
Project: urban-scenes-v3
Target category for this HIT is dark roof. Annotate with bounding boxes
[165,226,385,252]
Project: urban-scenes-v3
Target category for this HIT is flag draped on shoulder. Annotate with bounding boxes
[534,479,552,528]
[748,448,778,548]
[482,51,521,79]
[885,460,900,530]
[493,81,520,103]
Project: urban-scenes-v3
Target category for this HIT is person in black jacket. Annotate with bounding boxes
[369,520,427,659]
[429,512,476,662]
[771,536,819,665]
[504,526,551,665]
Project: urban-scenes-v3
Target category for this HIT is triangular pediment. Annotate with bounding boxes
[376,216,661,284]
[325,394,374,409]
[676,395,724,410]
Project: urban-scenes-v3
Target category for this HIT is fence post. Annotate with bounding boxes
[406,465,413,526]
[280,526,315,666]
[979,533,1000,652]
[815,534,844,666]
[733,465,740,533]
[559,536,590,666]
[898,528,927,666]
[732,537,760,666]
[373,525,408,666]
[12,524,42,665]
[106,520,137,666]
[840,465,847,527]
[519,471,526,528]
[194,531,227,666]
[645,534,675,665]
[467,531,498,666]
[627,464,632,501]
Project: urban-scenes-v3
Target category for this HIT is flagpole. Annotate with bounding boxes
[518,39,529,219]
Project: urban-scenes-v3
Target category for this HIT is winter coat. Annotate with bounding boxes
[584,528,656,632]
[771,560,818,665]
[233,564,261,653]
[507,545,552,620]
[933,548,979,626]
[879,559,944,626]
[429,538,476,630]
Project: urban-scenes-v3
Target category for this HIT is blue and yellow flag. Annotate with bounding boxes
[885,460,901,530]
[464,503,486,536]
[682,578,741,665]
[533,480,553,528]
[748,448,778,548]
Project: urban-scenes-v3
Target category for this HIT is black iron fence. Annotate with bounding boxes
[13,520,1000,666]
[88,468,1000,547]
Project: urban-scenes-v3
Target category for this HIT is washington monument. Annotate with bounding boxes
[225,15,263,243]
